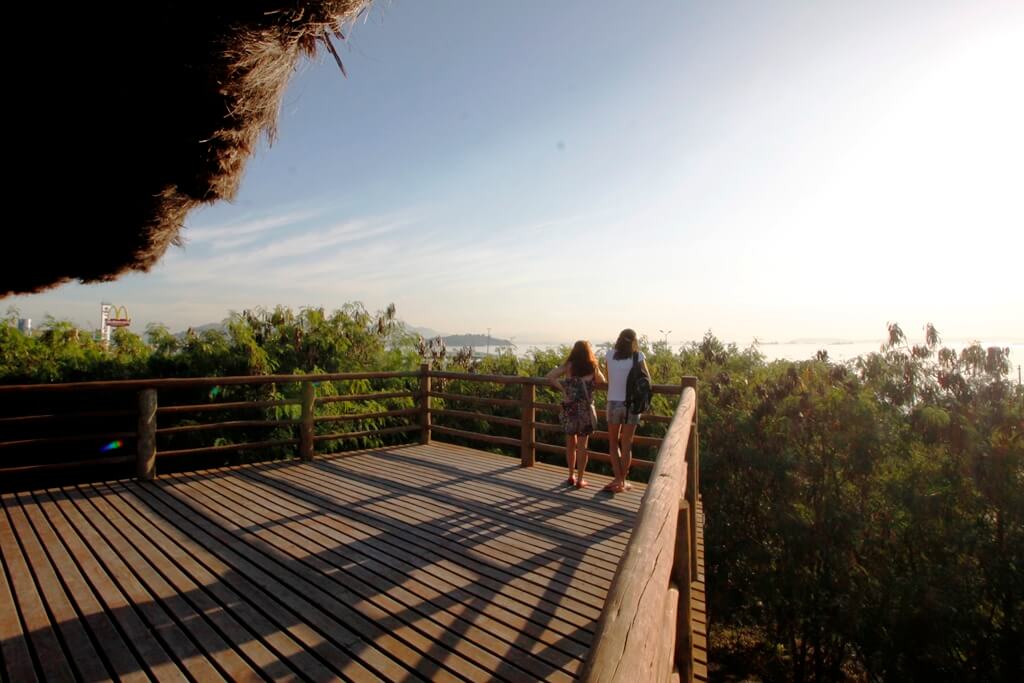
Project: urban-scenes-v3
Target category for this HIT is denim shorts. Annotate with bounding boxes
[607,401,641,425]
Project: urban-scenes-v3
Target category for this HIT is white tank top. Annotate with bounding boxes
[606,350,645,402]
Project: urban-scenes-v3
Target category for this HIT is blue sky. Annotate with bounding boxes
[7,0,1023,345]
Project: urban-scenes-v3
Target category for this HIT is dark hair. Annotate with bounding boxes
[613,328,638,360]
[566,340,598,377]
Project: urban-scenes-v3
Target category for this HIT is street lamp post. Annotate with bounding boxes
[659,329,672,346]
[486,327,491,356]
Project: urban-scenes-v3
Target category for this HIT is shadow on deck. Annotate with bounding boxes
[1,443,647,682]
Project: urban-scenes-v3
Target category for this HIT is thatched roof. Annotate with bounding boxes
[4,1,368,297]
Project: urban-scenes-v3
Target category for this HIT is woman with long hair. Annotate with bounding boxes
[545,340,606,488]
[604,328,651,492]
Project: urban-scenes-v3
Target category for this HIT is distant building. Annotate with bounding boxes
[17,318,31,335]
[99,303,131,346]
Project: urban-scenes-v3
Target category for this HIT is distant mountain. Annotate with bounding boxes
[173,321,227,339]
[785,337,851,345]
[407,325,447,339]
[444,333,513,347]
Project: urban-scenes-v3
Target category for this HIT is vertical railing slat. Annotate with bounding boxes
[300,381,315,461]
[674,498,694,682]
[520,383,536,467]
[419,363,431,445]
[136,388,157,480]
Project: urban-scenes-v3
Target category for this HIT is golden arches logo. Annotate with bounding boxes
[106,305,131,326]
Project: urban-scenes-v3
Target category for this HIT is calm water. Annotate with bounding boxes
[474,340,1024,381]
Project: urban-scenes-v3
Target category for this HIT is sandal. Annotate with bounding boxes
[602,481,625,493]
[566,475,576,486]
[575,479,589,489]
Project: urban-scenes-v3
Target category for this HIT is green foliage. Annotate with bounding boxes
[2,303,419,384]
[697,326,1023,682]
[2,310,1020,681]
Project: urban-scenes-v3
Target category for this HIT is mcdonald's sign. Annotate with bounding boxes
[106,305,131,327]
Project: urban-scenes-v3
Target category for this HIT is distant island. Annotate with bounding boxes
[444,333,513,347]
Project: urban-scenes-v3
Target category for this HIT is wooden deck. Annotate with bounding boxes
[693,500,708,682]
[1,442,701,682]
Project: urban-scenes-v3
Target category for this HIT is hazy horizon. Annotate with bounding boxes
[4,1,1022,343]
[5,303,1022,351]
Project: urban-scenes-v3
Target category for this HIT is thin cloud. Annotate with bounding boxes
[154,212,414,286]
[184,208,324,248]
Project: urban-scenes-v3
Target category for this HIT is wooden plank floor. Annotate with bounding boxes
[1,442,657,682]
[692,499,708,682]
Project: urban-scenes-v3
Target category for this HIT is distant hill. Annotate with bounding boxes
[444,333,513,347]
[173,321,227,339]
[785,337,850,345]
[408,325,447,339]
[166,322,514,349]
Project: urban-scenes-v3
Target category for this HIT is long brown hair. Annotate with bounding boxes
[566,340,598,377]
[613,328,638,360]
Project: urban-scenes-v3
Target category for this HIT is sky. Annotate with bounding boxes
[6,0,1023,345]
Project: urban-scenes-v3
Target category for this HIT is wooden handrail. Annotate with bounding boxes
[157,399,299,414]
[0,431,138,449]
[159,438,300,459]
[155,419,301,435]
[433,407,522,428]
[0,372,421,477]
[313,424,420,442]
[532,401,673,424]
[426,370,685,395]
[1,455,134,475]
[312,408,420,424]
[429,390,523,408]
[0,370,419,393]
[317,390,415,404]
[429,424,523,448]
[579,384,697,682]
[1,369,686,497]
[0,409,137,424]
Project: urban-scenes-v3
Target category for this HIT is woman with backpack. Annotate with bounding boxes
[545,340,606,488]
[604,328,652,493]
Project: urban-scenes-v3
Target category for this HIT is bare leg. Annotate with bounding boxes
[565,434,577,483]
[607,422,624,487]
[620,424,637,487]
[575,435,590,487]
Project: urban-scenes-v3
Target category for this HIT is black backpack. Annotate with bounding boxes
[625,352,653,415]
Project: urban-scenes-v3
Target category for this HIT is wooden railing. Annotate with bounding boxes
[0,365,685,478]
[0,365,702,675]
[579,378,700,683]
[0,371,422,479]
[425,368,685,471]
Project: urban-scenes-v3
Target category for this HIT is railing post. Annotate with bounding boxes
[300,381,315,461]
[673,498,694,683]
[419,363,431,445]
[520,383,536,467]
[136,388,157,481]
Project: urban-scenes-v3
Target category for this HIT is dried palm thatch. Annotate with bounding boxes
[4,1,369,297]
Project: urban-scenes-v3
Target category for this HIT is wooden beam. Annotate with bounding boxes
[300,381,315,462]
[136,389,157,480]
[520,384,536,468]
[419,363,431,445]
[578,387,696,682]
